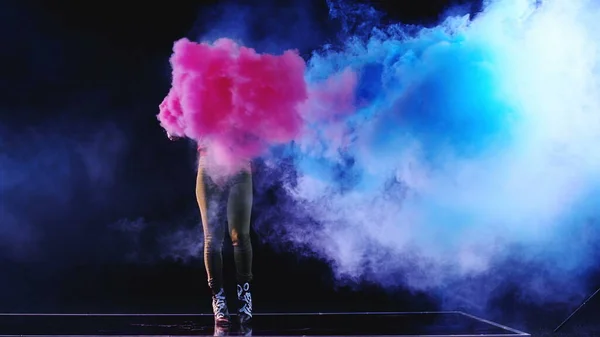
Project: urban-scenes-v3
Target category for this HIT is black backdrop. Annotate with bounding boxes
[0,0,597,334]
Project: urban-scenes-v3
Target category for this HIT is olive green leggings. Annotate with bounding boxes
[195,156,253,291]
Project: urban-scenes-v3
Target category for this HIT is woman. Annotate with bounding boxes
[170,133,254,327]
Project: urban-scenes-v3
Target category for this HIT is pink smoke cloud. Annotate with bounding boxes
[157,38,358,170]
[157,38,307,163]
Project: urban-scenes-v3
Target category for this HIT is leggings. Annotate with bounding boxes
[196,156,253,291]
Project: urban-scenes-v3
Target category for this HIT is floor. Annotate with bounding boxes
[0,312,530,336]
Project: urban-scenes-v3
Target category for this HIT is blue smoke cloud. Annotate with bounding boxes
[251,0,600,311]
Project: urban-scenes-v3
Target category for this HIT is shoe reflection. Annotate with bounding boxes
[239,323,252,336]
[213,324,230,336]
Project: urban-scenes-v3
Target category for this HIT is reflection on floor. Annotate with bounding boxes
[0,312,530,336]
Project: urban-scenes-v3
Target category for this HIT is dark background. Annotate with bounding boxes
[0,0,597,335]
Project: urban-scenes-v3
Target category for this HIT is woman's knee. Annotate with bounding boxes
[230,229,251,248]
[204,230,225,251]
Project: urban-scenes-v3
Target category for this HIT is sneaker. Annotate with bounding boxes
[212,288,230,326]
[237,282,252,324]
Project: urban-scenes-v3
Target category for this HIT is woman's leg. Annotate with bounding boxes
[226,165,253,323]
[196,156,230,324]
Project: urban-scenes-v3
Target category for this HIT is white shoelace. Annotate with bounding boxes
[212,290,228,318]
[237,283,252,317]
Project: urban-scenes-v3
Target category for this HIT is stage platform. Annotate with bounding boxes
[0,312,529,336]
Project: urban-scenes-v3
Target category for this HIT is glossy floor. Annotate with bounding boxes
[0,312,530,336]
